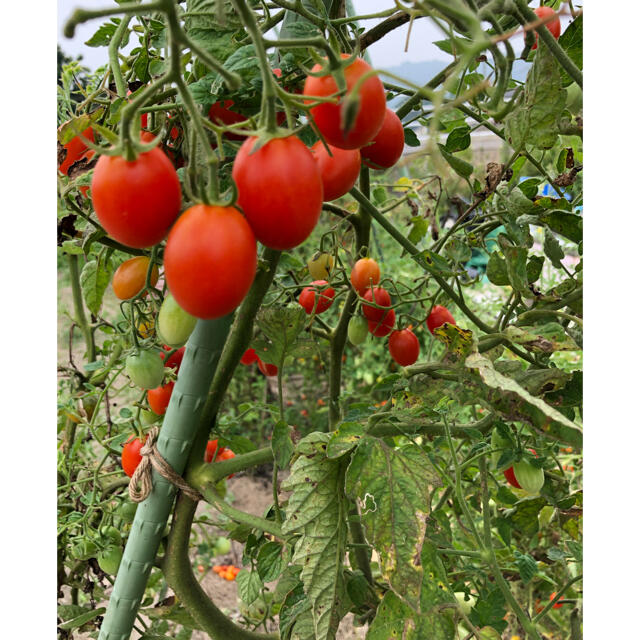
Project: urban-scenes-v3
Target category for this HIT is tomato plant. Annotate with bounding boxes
[91,142,182,248]
[303,55,386,149]
[164,204,257,319]
[112,256,159,300]
[232,136,323,250]
[310,141,361,201]
[360,108,405,170]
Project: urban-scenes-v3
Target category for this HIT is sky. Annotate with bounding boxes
[57,0,453,70]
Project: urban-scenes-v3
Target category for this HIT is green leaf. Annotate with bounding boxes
[507,497,546,536]
[567,540,582,562]
[372,186,387,206]
[437,143,473,179]
[517,178,540,199]
[486,252,509,286]
[61,241,84,256]
[420,249,454,275]
[133,49,150,84]
[281,433,347,640]
[85,21,118,47]
[80,256,113,316]
[279,582,314,640]
[236,569,263,606]
[445,236,472,263]
[326,421,365,459]
[557,14,583,87]
[271,420,294,469]
[504,44,567,150]
[465,353,582,435]
[345,437,440,609]
[504,323,579,354]
[408,216,429,245]
[253,306,308,366]
[526,255,544,284]
[445,125,471,152]
[540,210,582,244]
[495,485,518,505]
[514,550,538,584]
[57,606,106,630]
[543,227,565,268]
[404,127,421,147]
[469,588,507,633]
[256,541,286,583]
[502,246,530,295]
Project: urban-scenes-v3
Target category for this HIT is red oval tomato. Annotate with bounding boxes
[350,258,380,294]
[368,309,396,337]
[388,329,420,366]
[161,345,186,372]
[240,348,258,365]
[360,108,405,170]
[303,55,386,150]
[208,100,247,140]
[530,6,561,50]
[205,439,221,463]
[91,143,182,248]
[362,286,391,322]
[232,136,323,250]
[299,280,335,314]
[504,465,522,488]
[164,204,257,319]
[426,305,456,334]
[310,141,361,201]
[59,126,95,175]
[122,435,145,477]
[148,381,174,415]
[112,256,159,300]
[257,358,278,377]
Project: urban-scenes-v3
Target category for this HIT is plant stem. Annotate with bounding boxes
[68,254,95,364]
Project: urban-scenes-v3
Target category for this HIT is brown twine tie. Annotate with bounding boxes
[128,426,203,503]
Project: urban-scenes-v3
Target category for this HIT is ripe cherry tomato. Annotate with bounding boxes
[59,126,95,175]
[362,286,391,322]
[91,142,182,248]
[208,100,247,140]
[241,348,258,365]
[164,205,257,319]
[112,256,159,300]
[125,350,165,389]
[426,305,456,334]
[161,345,186,372]
[257,358,278,377]
[148,381,174,415]
[303,55,386,150]
[350,258,380,294]
[368,309,395,337]
[310,141,361,201]
[503,465,522,489]
[157,294,197,348]
[122,435,145,477]
[205,440,236,477]
[549,592,564,609]
[388,329,420,366]
[360,108,405,170]
[530,6,561,50]
[232,136,323,250]
[299,280,335,314]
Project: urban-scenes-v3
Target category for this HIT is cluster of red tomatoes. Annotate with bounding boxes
[239,347,278,377]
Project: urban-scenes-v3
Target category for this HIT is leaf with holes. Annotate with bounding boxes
[504,323,579,354]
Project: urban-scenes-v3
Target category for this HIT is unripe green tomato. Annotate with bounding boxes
[348,315,369,345]
[157,293,197,347]
[308,252,334,280]
[98,545,123,575]
[125,350,165,390]
[214,536,232,555]
[100,525,123,546]
[118,500,138,523]
[283,355,294,367]
[81,395,98,421]
[454,592,476,616]
[513,459,545,494]
[477,627,501,640]
[490,428,511,469]
[140,408,160,426]
[70,538,99,561]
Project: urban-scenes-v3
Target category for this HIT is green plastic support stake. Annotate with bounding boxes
[98,315,233,640]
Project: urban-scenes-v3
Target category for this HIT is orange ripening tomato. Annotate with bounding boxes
[59,126,95,175]
[310,141,361,201]
[112,256,159,300]
[360,108,405,170]
[530,7,561,50]
[257,358,278,377]
[350,258,380,294]
[91,139,182,248]
[299,280,335,314]
[164,205,257,319]
[303,55,386,150]
[368,309,396,337]
[426,305,456,334]
[232,136,323,250]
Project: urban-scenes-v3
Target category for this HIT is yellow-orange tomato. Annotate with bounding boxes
[350,258,380,293]
[113,256,159,300]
